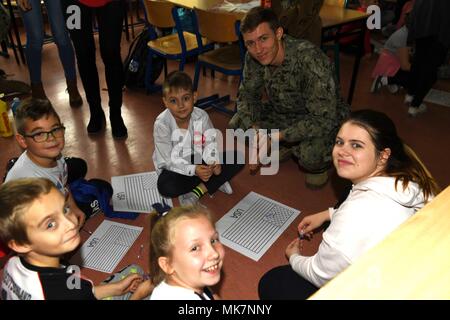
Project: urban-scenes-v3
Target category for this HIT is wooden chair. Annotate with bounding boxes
[142,0,212,92]
[192,8,245,115]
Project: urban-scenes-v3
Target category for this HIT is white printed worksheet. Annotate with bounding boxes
[111,171,173,213]
[71,220,142,273]
[216,192,300,261]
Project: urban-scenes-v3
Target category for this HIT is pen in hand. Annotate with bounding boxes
[81,228,92,235]
[137,244,144,259]
[299,229,306,254]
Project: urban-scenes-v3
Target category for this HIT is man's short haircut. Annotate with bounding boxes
[240,7,281,34]
[162,71,194,96]
[0,178,56,247]
[14,98,61,135]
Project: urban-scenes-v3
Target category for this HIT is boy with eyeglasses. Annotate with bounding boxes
[4,99,87,228]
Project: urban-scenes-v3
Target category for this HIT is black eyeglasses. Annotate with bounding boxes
[24,126,66,143]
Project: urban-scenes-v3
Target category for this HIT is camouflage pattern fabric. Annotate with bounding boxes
[271,0,324,47]
[230,35,350,172]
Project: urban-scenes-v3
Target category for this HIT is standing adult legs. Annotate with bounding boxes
[408,36,448,116]
[62,0,106,133]
[97,0,127,139]
[43,0,82,107]
[20,0,46,99]
[388,69,409,88]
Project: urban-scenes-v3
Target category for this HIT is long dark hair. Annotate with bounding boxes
[345,109,440,201]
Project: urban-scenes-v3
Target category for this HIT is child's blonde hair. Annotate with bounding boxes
[149,205,213,285]
[0,178,56,246]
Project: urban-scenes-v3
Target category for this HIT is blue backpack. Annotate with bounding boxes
[70,178,138,220]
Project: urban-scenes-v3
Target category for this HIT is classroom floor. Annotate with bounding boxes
[1,27,449,300]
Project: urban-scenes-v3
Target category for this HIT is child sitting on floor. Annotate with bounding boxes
[131,204,225,300]
[152,71,243,206]
[0,178,143,300]
[4,99,91,226]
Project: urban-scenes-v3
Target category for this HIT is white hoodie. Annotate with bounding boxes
[290,176,428,288]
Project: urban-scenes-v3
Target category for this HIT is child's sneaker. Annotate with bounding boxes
[218,182,233,195]
[387,84,399,94]
[370,76,382,93]
[178,192,200,206]
[370,76,390,93]
[408,104,427,117]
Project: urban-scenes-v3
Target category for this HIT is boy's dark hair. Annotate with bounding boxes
[240,7,281,34]
[0,178,55,247]
[162,71,194,96]
[15,98,61,135]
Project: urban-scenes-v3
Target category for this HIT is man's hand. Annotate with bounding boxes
[195,165,213,182]
[250,129,276,174]
[17,0,32,11]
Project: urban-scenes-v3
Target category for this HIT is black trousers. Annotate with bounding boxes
[388,69,409,88]
[258,265,319,300]
[65,157,87,183]
[408,36,449,108]
[392,0,410,25]
[62,0,125,115]
[157,152,244,198]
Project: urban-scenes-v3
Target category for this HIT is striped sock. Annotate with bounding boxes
[192,186,205,199]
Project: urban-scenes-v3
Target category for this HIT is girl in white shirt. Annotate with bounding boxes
[132,205,225,300]
[258,109,440,299]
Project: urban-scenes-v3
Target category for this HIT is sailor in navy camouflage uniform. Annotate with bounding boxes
[229,7,349,188]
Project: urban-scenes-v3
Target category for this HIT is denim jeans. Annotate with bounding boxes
[20,0,76,84]
[62,0,125,115]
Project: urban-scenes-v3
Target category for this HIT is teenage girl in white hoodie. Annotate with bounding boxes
[259,109,440,299]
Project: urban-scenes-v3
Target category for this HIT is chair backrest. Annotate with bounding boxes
[324,0,348,8]
[194,7,239,43]
[143,0,175,29]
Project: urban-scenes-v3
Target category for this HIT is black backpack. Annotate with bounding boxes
[123,27,164,89]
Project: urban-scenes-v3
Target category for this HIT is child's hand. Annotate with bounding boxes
[285,238,301,259]
[93,274,143,299]
[297,210,330,239]
[195,165,213,182]
[130,279,154,300]
[212,163,221,175]
[115,274,143,295]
